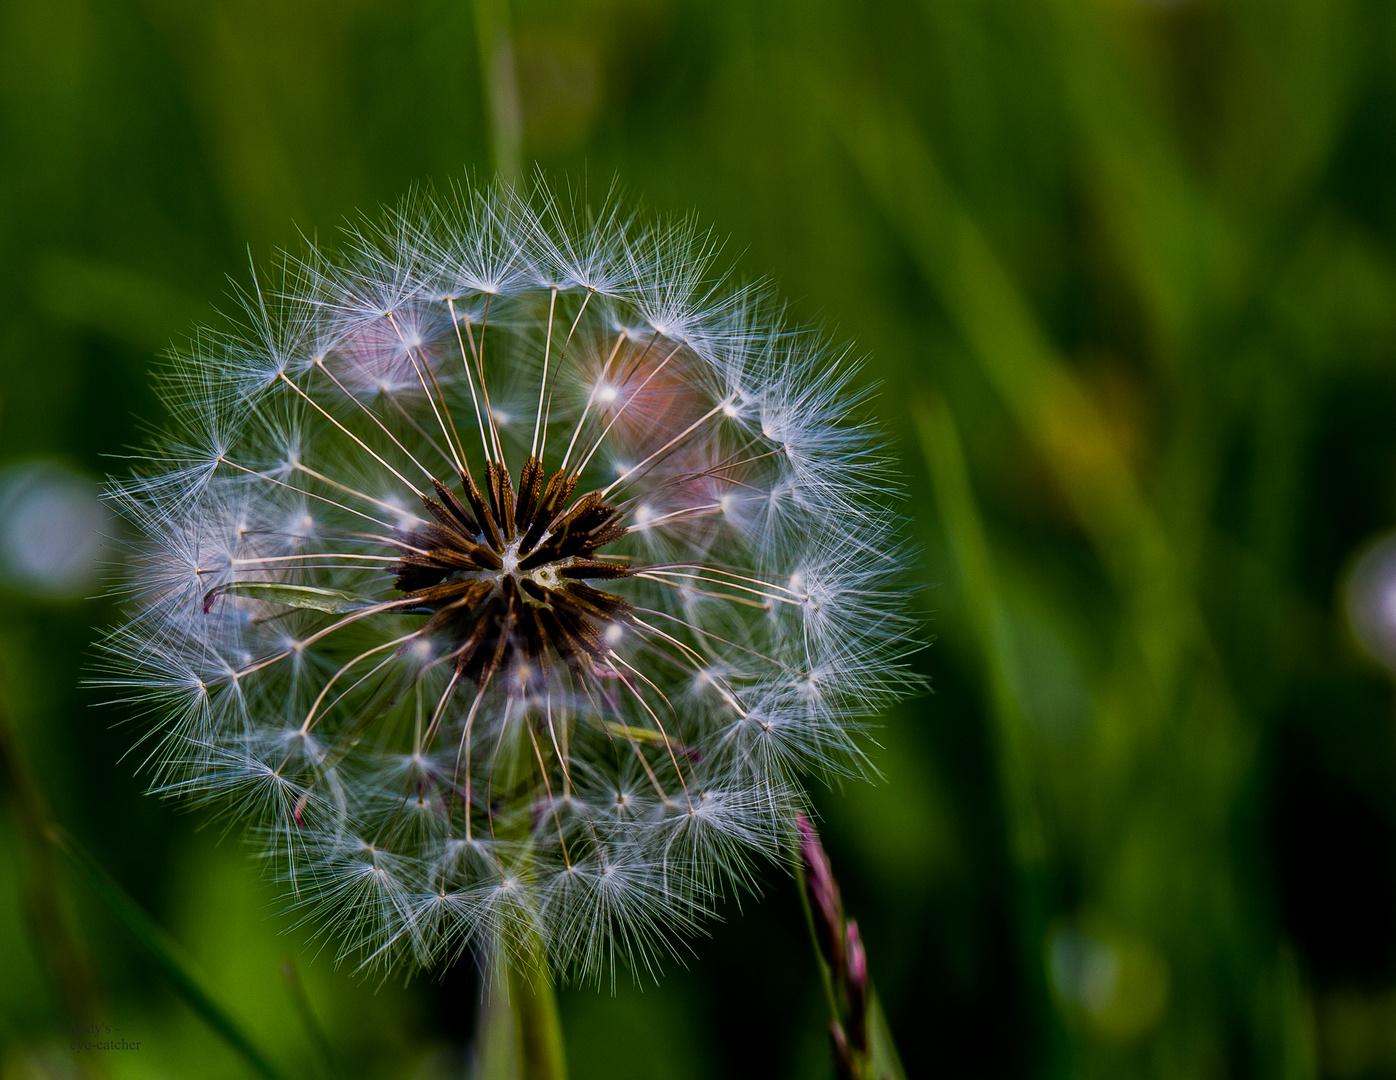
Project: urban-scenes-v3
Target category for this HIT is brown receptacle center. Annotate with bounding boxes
[392,453,633,686]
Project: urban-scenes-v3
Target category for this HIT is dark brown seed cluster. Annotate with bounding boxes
[393,455,632,687]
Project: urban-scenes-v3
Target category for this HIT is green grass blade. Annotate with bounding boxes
[915,395,1064,1072]
[866,988,907,1080]
[914,395,1040,865]
[280,957,342,1080]
[46,825,292,1080]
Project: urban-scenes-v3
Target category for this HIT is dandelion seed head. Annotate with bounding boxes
[99,177,918,983]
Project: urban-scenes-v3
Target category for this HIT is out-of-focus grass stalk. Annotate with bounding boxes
[280,957,342,1080]
[831,41,1312,1070]
[473,0,523,185]
[47,825,292,1080]
[832,84,1196,692]
[1047,0,1353,352]
[0,671,106,1080]
[915,395,1061,1073]
[914,397,1042,866]
[1048,0,1238,350]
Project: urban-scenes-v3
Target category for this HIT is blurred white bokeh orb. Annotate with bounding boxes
[0,461,106,598]
[1344,532,1396,674]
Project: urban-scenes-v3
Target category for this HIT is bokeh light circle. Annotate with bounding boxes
[0,461,106,599]
[1344,532,1396,675]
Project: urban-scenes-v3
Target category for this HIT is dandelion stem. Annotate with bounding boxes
[509,964,567,1080]
[510,941,568,1080]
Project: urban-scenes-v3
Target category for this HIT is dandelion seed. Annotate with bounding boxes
[99,177,918,981]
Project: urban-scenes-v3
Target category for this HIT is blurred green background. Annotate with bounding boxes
[3,0,1396,1077]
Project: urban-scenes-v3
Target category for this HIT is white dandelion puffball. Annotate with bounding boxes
[102,180,916,979]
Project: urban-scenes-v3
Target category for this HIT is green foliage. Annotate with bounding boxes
[46,826,292,1080]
